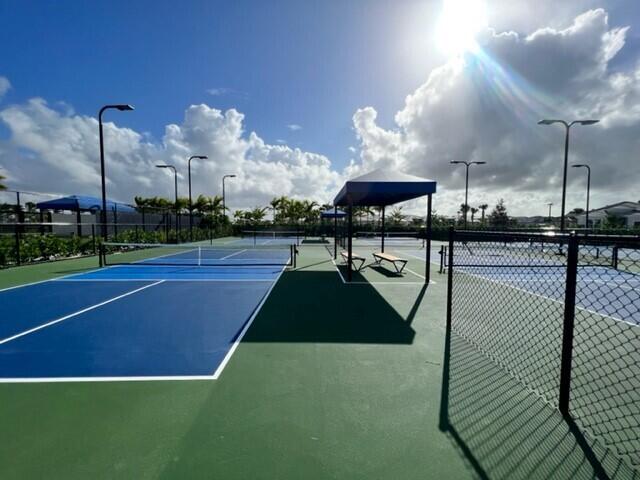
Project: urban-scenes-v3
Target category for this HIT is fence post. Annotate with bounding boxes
[91,224,96,255]
[559,234,579,416]
[445,227,455,332]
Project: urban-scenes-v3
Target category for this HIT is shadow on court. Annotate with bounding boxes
[438,330,638,480]
[243,269,417,344]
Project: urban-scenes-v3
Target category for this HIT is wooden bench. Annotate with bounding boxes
[340,251,366,271]
[372,251,408,273]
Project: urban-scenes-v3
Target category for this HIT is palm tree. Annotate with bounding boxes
[470,207,479,224]
[233,210,246,224]
[269,197,281,224]
[301,200,319,223]
[479,203,488,224]
[389,206,405,225]
[249,206,268,224]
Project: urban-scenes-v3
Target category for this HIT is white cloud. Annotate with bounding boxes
[0,76,10,99]
[207,87,232,96]
[287,124,302,131]
[0,100,342,210]
[352,9,640,216]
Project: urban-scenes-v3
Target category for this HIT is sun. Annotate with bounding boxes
[435,0,488,57]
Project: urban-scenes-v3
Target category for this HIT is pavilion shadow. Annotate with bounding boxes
[243,269,416,344]
[438,331,636,479]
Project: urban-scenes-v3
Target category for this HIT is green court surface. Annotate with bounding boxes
[0,243,637,479]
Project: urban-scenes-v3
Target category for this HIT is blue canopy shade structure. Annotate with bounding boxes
[36,195,135,213]
[332,168,438,283]
[333,168,437,207]
[320,208,347,219]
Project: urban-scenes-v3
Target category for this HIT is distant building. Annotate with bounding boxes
[575,201,640,228]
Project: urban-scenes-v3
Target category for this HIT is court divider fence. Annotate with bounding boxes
[444,228,640,470]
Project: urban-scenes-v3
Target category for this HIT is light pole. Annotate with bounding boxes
[450,160,486,229]
[187,155,208,241]
[572,164,591,230]
[538,119,598,231]
[547,202,553,223]
[222,174,236,221]
[156,164,178,239]
[99,104,134,240]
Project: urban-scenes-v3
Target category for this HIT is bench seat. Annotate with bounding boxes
[372,251,408,273]
[340,251,366,271]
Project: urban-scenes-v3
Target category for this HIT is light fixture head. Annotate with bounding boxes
[116,104,134,111]
[577,120,599,126]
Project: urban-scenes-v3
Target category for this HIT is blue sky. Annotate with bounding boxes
[1,1,640,215]
[0,0,446,168]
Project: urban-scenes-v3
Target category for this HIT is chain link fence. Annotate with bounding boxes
[444,229,640,470]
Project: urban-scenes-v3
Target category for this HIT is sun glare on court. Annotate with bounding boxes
[435,0,488,57]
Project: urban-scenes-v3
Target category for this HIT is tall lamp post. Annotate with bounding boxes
[222,174,236,221]
[99,104,134,240]
[572,164,591,230]
[450,160,486,229]
[537,119,598,231]
[187,155,208,241]
[547,202,553,223]
[156,164,178,240]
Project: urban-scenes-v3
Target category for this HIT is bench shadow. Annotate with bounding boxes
[368,264,404,278]
[243,269,416,344]
[439,328,637,479]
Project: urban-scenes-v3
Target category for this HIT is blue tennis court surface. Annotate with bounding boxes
[456,264,640,326]
[0,259,286,381]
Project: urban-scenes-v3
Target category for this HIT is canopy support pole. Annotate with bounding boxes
[426,194,432,284]
[381,206,385,253]
[334,205,338,259]
[347,198,353,282]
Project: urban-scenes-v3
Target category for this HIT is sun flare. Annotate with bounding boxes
[435,0,488,57]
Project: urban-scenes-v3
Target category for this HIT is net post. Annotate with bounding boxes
[559,233,579,416]
[612,245,619,270]
[198,246,202,267]
[98,242,104,268]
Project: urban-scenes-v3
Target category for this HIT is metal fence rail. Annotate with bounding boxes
[445,229,640,470]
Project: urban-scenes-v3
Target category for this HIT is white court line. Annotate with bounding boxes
[0,264,111,293]
[0,375,217,383]
[53,278,275,282]
[0,256,291,383]
[211,263,287,379]
[0,280,164,346]
[331,258,434,285]
[454,268,638,328]
[220,249,247,260]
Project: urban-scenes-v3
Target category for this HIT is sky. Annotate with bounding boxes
[0,0,639,217]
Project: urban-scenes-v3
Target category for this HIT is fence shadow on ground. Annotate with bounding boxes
[439,330,639,480]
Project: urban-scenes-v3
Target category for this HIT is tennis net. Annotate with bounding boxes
[100,242,296,267]
[240,230,303,245]
[354,231,425,247]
